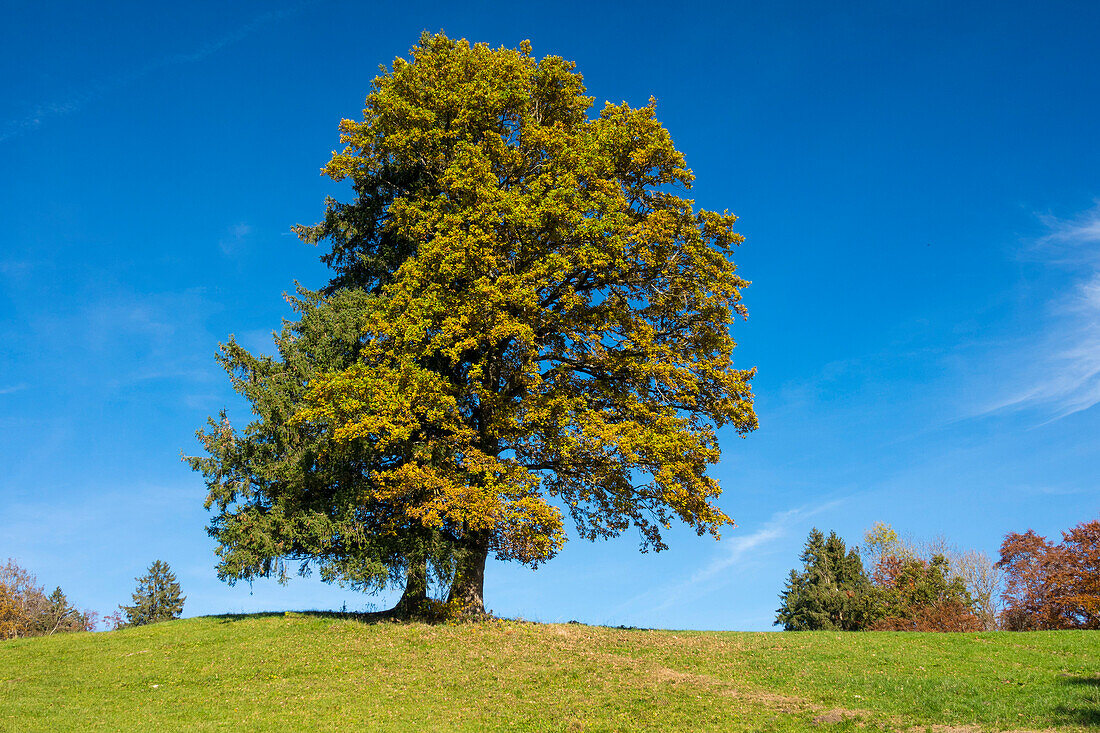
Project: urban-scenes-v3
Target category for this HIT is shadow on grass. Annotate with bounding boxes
[206,612,656,631]
[206,609,498,626]
[1053,706,1100,728]
[1060,675,1100,687]
[209,610,397,625]
[1053,675,1100,728]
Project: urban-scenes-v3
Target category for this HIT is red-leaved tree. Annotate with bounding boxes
[997,520,1100,630]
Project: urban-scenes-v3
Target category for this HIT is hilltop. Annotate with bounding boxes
[0,614,1097,731]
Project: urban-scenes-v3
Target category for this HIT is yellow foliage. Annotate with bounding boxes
[294,32,757,569]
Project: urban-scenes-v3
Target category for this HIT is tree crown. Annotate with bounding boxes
[189,33,757,613]
[295,32,757,564]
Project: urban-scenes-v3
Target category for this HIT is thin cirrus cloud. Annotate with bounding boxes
[218,222,254,256]
[0,2,312,144]
[614,497,846,618]
[978,205,1100,421]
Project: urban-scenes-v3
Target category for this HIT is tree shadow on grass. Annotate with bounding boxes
[1053,675,1100,728]
[1060,675,1100,687]
[207,609,457,626]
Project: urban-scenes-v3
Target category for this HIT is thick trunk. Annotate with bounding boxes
[393,555,428,618]
[447,536,489,616]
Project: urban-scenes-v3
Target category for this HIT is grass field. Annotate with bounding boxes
[1,614,1097,731]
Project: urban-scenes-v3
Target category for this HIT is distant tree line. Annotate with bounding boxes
[776,519,1099,631]
[1,558,185,641]
[0,559,96,640]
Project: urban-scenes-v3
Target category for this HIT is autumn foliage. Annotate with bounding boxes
[998,519,1100,630]
[191,32,757,614]
[867,554,982,632]
[0,559,95,641]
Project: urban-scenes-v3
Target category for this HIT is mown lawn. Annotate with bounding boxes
[0,614,1097,731]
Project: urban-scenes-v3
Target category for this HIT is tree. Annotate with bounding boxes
[998,529,1061,630]
[869,554,981,632]
[776,529,874,631]
[998,520,1100,630]
[42,587,95,635]
[192,32,757,615]
[120,560,185,627]
[950,549,1003,631]
[862,521,907,585]
[1059,520,1100,627]
[0,559,47,640]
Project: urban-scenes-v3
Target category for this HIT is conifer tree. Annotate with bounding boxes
[120,560,185,627]
[43,587,89,635]
[188,288,456,614]
[776,528,874,630]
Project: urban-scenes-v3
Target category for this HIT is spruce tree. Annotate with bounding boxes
[775,528,874,630]
[42,587,81,635]
[187,288,458,615]
[121,560,185,627]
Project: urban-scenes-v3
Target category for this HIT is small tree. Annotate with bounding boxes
[776,529,875,631]
[43,587,94,635]
[120,561,185,627]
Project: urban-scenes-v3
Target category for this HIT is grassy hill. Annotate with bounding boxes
[0,614,1097,731]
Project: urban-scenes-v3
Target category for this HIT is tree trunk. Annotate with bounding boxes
[393,554,428,618]
[447,536,489,616]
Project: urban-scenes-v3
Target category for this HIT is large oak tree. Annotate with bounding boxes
[191,33,757,615]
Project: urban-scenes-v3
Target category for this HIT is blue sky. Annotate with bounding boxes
[1,0,1098,631]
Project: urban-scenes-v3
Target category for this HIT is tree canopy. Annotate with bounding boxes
[998,520,1100,630]
[189,32,757,615]
[869,553,978,632]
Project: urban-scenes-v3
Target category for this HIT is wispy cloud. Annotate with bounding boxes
[1038,206,1100,253]
[24,287,221,390]
[976,204,1100,420]
[219,222,254,256]
[614,498,845,616]
[0,3,312,144]
[0,384,27,395]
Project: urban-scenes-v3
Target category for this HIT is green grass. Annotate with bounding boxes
[1,614,1097,731]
